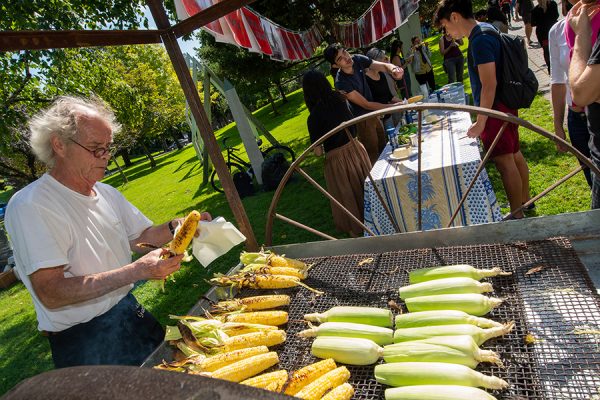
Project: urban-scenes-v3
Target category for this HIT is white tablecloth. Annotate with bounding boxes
[364,111,502,235]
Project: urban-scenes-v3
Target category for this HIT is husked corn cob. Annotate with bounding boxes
[169,210,201,255]
[374,362,509,390]
[222,311,288,326]
[298,322,394,345]
[210,351,279,382]
[241,369,289,392]
[294,366,351,400]
[395,310,502,329]
[383,335,503,368]
[199,346,269,372]
[240,251,308,271]
[384,385,498,400]
[220,322,277,337]
[211,295,291,313]
[222,329,286,352]
[398,277,493,300]
[321,383,355,400]
[409,264,511,284]
[393,322,515,346]
[405,294,503,316]
[210,272,323,294]
[284,358,337,395]
[304,306,393,327]
[242,264,307,279]
[312,336,383,365]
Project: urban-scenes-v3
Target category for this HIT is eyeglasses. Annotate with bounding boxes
[69,138,115,158]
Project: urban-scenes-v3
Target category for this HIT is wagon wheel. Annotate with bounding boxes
[264,103,600,246]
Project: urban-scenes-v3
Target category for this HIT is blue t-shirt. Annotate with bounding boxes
[467,23,502,106]
[334,54,373,116]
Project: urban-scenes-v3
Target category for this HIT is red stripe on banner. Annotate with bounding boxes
[241,8,272,55]
[363,11,374,45]
[181,0,224,35]
[224,9,252,48]
[279,28,299,60]
[381,0,398,34]
[351,21,361,48]
[372,1,384,40]
[292,32,309,59]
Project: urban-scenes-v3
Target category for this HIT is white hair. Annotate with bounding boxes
[29,96,121,168]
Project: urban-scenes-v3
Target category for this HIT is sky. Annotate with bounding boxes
[142,6,200,57]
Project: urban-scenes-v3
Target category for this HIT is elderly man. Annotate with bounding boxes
[569,2,600,209]
[5,96,210,368]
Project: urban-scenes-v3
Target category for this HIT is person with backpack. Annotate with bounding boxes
[302,70,372,236]
[434,0,533,219]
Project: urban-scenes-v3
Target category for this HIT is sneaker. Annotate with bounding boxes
[523,202,536,211]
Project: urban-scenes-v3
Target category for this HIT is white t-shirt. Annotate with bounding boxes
[5,174,152,332]
[549,19,573,107]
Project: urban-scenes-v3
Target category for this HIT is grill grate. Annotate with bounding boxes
[154,237,600,399]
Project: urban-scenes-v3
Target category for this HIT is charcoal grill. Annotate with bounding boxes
[144,210,600,400]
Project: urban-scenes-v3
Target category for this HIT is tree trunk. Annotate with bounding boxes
[160,137,169,153]
[141,141,156,168]
[120,150,132,167]
[275,79,288,103]
[266,88,279,115]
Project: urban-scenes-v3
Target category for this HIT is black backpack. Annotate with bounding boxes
[468,25,538,109]
[232,171,254,198]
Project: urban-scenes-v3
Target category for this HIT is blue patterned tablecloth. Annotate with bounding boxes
[364,111,502,235]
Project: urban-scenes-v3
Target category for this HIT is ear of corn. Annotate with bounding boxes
[284,358,337,395]
[395,310,502,329]
[304,306,393,327]
[199,346,269,372]
[223,311,288,326]
[268,254,307,270]
[210,351,279,382]
[392,322,515,346]
[242,264,307,279]
[241,369,289,392]
[405,294,503,316]
[211,295,291,313]
[398,277,493,300]
[294,366,351,400]
[383,335,503,368]
[409,265,511,284]
[298,321,394,345]
[210,272,323,294]
[384,385,498,400]
[220,322,277,337]
[311,336,383,365]
[321,383,355,400]
[222,329,286,352]
[374,362,509,390]
[169,210,201,255]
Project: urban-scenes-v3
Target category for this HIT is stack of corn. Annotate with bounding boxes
[209,250,323,294]
[156,295,291,386]
[374,264,514,400]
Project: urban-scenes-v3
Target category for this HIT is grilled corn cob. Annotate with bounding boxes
[199,346,269,372]
[405,294,503,316]
[210,351,279,382]
[240,251,307,271]
[294,366,351,400]
[222,329,286,352]
[383,335,503,368]
[222,311,288,326]
[392,322,515,346]
[242,264,307,279]
[304,306,393,327]
[384,385,498,400]
[398,277,493,299]
[321,383,355,400]
[284,358,337,395]
[210,272,322,294]
[169,210,201,255]
[298,322,394,345]
[374,362,509,389]
[211,295,291,313]
[241,369,289,392]
[394,310,502,329]
[220,322,278,337]
[409,264,511,284]
[311,336,383,365]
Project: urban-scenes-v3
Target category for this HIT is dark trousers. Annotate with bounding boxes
[443,56,464,84]
[567,109,592,188]
[47,293,164,368]
[592,158,600,209]
[415,70,436,92]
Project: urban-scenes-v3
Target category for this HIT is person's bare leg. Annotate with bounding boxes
[493,153,525,218]
[525,24,532,44]
[513,150,531,203]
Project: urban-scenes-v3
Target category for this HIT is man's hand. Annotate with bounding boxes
[569,3,593,36]
[134,248,183,281]
[554,126,569,152]
[467,120,486,138]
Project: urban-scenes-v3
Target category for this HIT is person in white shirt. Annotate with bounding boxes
[5,96,211,368]
[549,0,593,187]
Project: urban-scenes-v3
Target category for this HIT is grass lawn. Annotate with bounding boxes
[0,33,591,395]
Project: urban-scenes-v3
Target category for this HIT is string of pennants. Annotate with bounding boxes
[174,0,419,62]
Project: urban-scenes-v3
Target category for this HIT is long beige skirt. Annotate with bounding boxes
[324,139,373,236]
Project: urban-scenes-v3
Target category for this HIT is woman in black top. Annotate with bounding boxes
[303,70,372,236]
[389,40,413,99]
[365,47,402,130]
[531,0,559,73]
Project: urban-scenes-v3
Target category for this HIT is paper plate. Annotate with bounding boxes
[389,148,419,161]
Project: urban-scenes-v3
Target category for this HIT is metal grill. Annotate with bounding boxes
[147,237,600,399]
